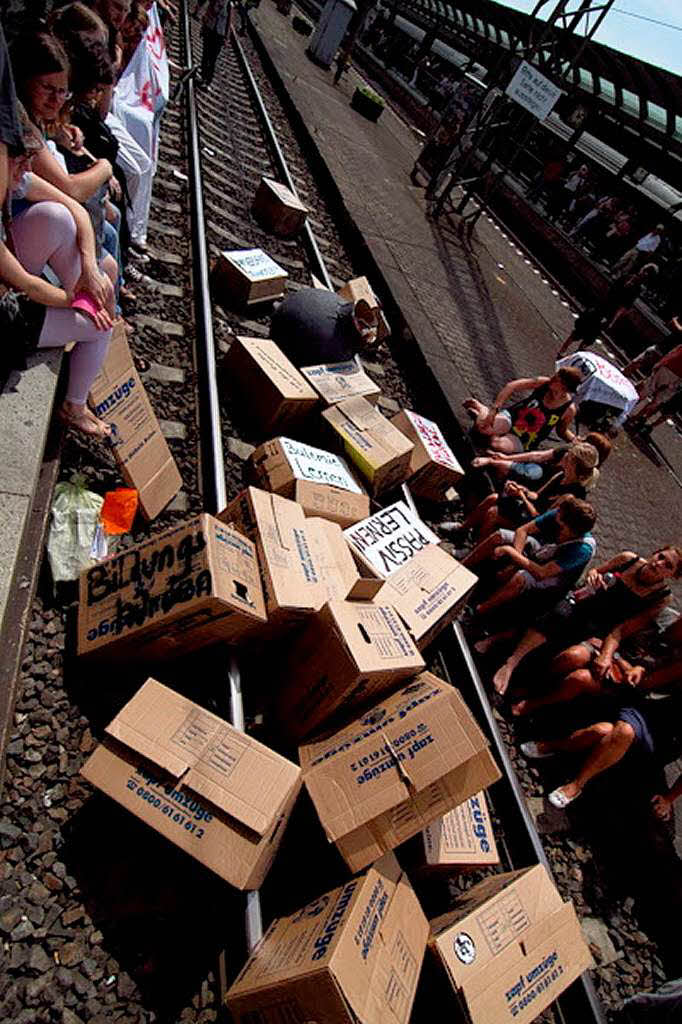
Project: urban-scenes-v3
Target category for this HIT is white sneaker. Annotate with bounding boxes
[520,741,556,760]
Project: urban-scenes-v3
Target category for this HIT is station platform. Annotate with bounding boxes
[250,4,682,564]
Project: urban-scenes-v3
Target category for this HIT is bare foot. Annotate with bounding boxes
[474,635,499,655]
[58,402,112,440]
[492,663,513,695]
[511,700,529,716]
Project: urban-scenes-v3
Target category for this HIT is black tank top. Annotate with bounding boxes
[508,383,572,450]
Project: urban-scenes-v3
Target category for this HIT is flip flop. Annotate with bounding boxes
[548,787,579,809]
[520,741,556,760]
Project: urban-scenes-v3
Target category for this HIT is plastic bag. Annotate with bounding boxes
[47,473,104,583]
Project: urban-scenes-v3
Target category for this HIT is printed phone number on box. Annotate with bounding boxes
[126,773,212,839]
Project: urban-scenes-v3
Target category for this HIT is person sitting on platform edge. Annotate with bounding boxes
[461,496,597,623]
[489,546,682,696]
[269,286,379,368]
[464,366,582,453]
[521,614,682,810]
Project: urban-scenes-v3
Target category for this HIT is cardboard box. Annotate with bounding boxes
[322,397,414,497]
[306,517,376,603]
[423,792,499,869]
[78,515,267,662]
[226,852,428,1024]
[429,865,593,1024]
[338,276,390,340]
[252,177,308,238]
[89,323,182,520]
[218,487,328,627]
[214,248,288,305]
[276,601,424,740]
[391,410,464,501]
[300,359,381,405]
[343,500,440,580]
[81,679,301,889]
[372,546,478,650]
[299,673,500,873]
[247,437,370,528]
[223,337,318,435]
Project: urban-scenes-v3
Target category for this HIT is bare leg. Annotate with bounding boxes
[492,629,546,694]
[490,433,524,454]
[533,721,613,757]
[460,494,497,533]
[511,667,600,716]
[476,507,504,542]
[476,572,526,618]
[556,332,578,358]
[462,529,505,569]
[554,721,635,801]
[474,628,516,655]
[548,643,593,679]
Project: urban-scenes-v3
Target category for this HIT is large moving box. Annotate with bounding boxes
[247,437,369,528]
[391,410,464,501]
[223,337,318,435]
[89,323,182,520]
[423,792,499,870]
[82,680,301,888]
[219,487,320,618]
[276,601,424,741]
[77,515,267,662]
[252,177,308,238]
[343,500,439,579]
[429,865,593,1024]
[299,673,500,873]
[226,853,428,1024]
[372,546,478,649]
[322,397,413,496]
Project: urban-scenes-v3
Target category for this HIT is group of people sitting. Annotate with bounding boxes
[0,1,172,438]
[453,368,682,819]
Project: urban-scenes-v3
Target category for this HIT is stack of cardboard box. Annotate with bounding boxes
[78,329,593,1024]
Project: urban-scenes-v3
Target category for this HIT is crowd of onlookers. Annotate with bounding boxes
[0,0,173,437]
[449,365,682,821]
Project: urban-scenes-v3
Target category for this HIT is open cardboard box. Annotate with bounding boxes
[223,337,318,436]
[81,679,301,889]
[391,410,464,501]
[322,396,413,497]
[299,672,500,873]
[423,791,499,870]
[226,852,427,1024]
[89,323,182,520]
[372,545,478,650]
[429,864,593,1024]
[276,600,424,741]
[247,436,370,528]
[77,515,267,662]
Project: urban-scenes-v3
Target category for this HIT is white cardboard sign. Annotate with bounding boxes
[505,61,561,121]
[404,410,461,471]
[279,437,363,494]
[344,501,439,578]
[223,248,286,282]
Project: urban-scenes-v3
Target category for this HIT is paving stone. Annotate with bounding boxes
[160,420,187,440]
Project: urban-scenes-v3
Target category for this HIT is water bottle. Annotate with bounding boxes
[572,571,616,602]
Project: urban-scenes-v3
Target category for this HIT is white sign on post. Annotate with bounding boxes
[344,500,439,578]
[505,60,561,121]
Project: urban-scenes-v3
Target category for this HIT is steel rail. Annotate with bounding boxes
[180,0,264,960]
[232,32,334,292]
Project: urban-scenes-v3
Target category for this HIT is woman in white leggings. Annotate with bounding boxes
[2,159,115,439]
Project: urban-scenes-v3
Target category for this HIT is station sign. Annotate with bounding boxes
[506,60,561,121]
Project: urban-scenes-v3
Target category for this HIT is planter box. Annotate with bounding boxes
[351,87,384,122]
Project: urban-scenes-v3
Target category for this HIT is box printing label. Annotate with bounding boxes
[224,248,286,282]
[301,360,380,404]
[344,502,439,578]
[478,891,530,955]
[279,438,363,494]
[404,411,461,471]
[423,794,497,864]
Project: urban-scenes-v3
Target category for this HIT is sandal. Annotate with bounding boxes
[57,404,112,440]
[548,786,579,809]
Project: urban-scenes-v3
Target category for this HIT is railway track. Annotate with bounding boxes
[0,2,674,1021]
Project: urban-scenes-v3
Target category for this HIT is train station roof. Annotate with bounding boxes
[393,0,682,185]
